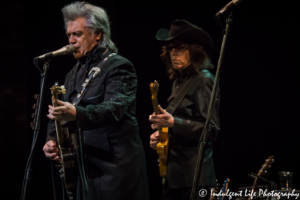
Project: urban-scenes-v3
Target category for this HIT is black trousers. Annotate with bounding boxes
[162,186,211,200]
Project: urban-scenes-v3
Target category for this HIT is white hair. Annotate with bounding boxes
[62,1,118,53]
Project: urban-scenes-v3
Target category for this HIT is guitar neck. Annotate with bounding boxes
[51,91,64,145]
[247,178,258,200]
[55,120,64,145]
[248,155,275,200]
[251,177,259,197]
[152,98,160,115]
[151,97,164,137]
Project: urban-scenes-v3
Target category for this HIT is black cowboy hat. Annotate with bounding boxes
[156,19,214,55]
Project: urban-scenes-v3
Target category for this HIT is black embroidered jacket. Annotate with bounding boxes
[46,44,149,200]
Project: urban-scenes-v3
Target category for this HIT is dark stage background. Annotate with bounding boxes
[1,0,300,199]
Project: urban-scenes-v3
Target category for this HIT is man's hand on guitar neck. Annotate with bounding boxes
[47,100,76,121]
[43,140,61,162]
[149,105,174,128]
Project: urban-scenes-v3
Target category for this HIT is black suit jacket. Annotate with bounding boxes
[166,69,220,188]
[47,45,149,200]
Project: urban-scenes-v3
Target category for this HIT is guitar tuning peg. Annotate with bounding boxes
[30,122,34,128]
[32,103,36,109]
[31,113,35,118]
[34,94,39,99]
[61,85,66,94]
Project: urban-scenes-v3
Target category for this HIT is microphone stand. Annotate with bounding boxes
[190,12,233,200]
[21,59,50,200]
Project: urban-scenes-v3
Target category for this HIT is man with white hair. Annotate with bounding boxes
[42,2,149,199]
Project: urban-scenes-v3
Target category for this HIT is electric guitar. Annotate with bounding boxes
[50,84,77,199]
[218,178,230,200]
[150,80,169,177]
[248,155,274,200]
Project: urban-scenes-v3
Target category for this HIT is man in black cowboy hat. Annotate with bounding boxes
[149,19,220,200]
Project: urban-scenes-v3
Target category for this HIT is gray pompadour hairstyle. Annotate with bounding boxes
[62,1,118,53]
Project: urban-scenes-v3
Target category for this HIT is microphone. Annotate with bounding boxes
[34,45,76,61]
[215,0,244,18]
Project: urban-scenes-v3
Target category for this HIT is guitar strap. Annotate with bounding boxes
[71,53,117,106]
[166,72,199,115]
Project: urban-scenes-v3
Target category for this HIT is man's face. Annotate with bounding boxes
[66,17,102,59]
[167,43,191,73]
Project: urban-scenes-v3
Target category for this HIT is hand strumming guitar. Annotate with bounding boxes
[150,131,160,150]
[43,140,61,162]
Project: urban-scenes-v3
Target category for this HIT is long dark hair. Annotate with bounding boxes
[161,42,214,80]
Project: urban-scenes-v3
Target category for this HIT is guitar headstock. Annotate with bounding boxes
[50,85,66,96]
[257,155,274,176]
[150,80,159,99]
[218,178,230,200]
[50,84,66,107]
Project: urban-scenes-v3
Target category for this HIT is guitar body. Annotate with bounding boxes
[59,126,77,191]
[150,81,169,177]
[51,85,77,198]
[156,127,169,177]
[60,148,77,189]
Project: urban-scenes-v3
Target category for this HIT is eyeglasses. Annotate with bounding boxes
[165,44,188,52]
